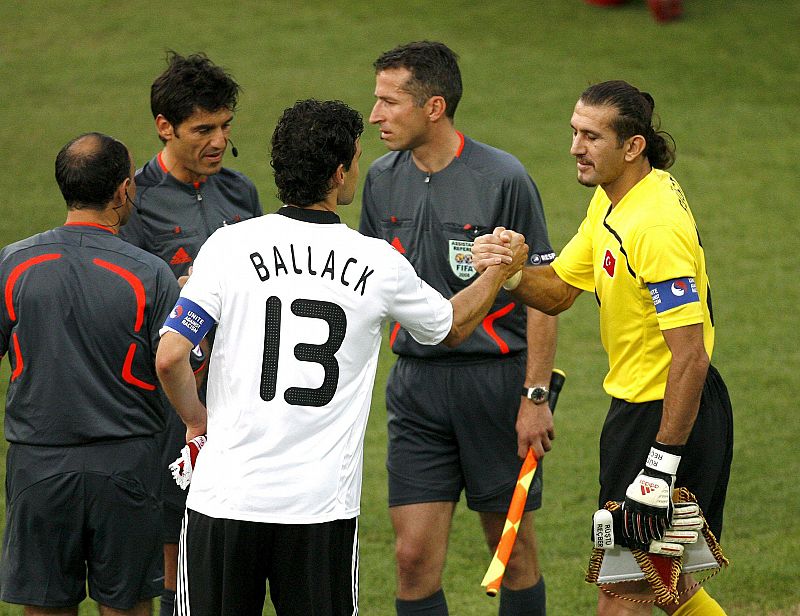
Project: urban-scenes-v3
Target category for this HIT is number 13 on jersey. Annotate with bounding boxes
[260,296,347,407]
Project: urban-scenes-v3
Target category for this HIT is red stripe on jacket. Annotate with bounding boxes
[93,258,155,390]
[5,253,63,320]
[481,302,516,354]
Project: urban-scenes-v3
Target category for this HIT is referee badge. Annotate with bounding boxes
[448,239,476,280]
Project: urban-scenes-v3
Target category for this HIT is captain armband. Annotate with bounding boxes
[647,277,699,314]
[161,298,215,347]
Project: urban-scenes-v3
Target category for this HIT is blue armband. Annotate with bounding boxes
[163,298,215,347]
[647,277,699,313]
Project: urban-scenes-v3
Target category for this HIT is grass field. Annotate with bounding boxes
[1,1,798,614]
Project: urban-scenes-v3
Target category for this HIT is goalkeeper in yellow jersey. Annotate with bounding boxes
[473,80,733,616]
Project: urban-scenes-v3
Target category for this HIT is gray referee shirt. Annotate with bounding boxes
[0,224,179,445]
[121,153,262,278]
[360,133,554,361]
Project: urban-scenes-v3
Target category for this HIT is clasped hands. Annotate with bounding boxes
[473,227,527,287]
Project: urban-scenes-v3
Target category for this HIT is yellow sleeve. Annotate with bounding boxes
[633,224,697,283]
[552,216,595,293]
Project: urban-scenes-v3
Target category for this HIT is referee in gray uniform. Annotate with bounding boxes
[0,133,179,614]
[360,41,557,616]
[119,52,262,616]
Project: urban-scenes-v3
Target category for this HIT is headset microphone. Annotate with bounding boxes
[228,139,238,157]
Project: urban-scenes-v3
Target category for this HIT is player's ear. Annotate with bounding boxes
[625,135,647,162]
[333,164,345,187]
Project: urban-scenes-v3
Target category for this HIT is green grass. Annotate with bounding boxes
[1,1,799,614]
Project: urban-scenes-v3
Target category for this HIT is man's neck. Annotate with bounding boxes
[410,124,462,174]
[290,197,338,214]
[65,208,120,233]
[160,148,206,185]
[605,161,652,207]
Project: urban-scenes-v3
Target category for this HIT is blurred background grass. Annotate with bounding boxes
[1,1,798,614]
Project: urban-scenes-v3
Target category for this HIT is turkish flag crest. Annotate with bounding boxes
[602,249,616,277]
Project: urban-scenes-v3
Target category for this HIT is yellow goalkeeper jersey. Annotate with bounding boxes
[552,169,714,403]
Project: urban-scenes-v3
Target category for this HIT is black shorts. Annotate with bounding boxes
[177,509,359,616]
[0,437,162,609]
[386,353,542,512]
[160,407,189,543]
[599,365,733,539]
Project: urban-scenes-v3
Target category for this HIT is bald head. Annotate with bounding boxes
[55,132,132,210]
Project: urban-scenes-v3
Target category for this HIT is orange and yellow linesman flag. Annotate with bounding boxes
[481,448,539,596]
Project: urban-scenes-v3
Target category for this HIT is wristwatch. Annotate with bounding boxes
[522,385,549,404]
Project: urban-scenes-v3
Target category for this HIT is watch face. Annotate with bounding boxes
[531,387,547,402]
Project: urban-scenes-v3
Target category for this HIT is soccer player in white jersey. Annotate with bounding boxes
[156,99,528,616]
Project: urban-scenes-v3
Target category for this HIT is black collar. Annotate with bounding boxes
[275,206,341,225]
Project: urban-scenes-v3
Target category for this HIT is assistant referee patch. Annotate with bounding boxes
[647,277,699,313]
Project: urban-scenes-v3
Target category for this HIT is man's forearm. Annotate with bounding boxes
[512,265,581,316]
[524,307,557,386]
[161,363,207,436]
[658,324,709,445]
[442,266,507,347]
[156,333,208,438]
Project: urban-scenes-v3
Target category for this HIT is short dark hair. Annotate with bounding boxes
[579,80,675,169]
[55,132,131,210]
[270,100,364,207]
[150,51,240,130]
[374,41,463,119]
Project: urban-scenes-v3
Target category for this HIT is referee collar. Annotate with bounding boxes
[276,205,341,225]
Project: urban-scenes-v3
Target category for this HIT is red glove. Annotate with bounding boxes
[168,435,207,490]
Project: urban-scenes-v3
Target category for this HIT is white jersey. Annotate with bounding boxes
[173,207,453,523]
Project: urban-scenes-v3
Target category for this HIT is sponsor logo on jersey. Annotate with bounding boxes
[170,247,192,265]
[448,239,475,280]
[531,251,556,265]
[602,249,616,277]
[648,277,699,313]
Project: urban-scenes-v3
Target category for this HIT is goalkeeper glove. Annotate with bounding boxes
[168,434,207,490]
[622,443,684,550]
[594,500,702,556]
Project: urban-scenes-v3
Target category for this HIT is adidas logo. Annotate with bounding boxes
[171,247,192,265]
[639,481,659,495]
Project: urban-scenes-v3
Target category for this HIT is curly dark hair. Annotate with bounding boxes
[374,41,462,119]
[55,132,131,210]
[150,51,240,132]
[270,100,364,207]
[580,80,676,169]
